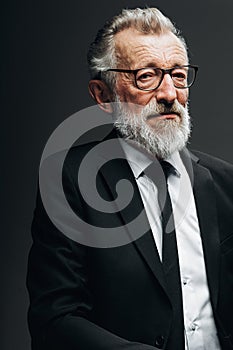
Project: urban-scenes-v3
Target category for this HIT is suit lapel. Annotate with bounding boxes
[191,156,220,309]
[99,150,168,293]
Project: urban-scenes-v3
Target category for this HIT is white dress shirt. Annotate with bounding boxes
[120,139,221,350]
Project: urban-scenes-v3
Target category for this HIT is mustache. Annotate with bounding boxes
[144,101,185,120]
[146,111,177,120]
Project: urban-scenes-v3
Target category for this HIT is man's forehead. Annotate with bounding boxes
[114,28,187,66]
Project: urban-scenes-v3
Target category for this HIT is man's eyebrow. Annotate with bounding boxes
[142,62,159,68]
[130,62,158,70]
[140,62,187,69]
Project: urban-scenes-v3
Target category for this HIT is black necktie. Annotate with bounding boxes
[144,161,185,349]
[159,161,179,272]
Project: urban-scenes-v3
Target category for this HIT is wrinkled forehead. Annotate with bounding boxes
[114,28,188,67]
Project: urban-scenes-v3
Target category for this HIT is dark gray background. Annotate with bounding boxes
[2,0,233,349]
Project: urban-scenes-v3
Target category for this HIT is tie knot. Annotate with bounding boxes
[143,160,175,184]
[159,161,175,180]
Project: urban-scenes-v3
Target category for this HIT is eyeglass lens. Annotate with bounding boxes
[135,67,195,90]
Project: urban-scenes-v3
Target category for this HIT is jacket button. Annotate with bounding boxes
[155,335,165,348]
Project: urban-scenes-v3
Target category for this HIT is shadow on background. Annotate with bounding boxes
[1,0,233,349]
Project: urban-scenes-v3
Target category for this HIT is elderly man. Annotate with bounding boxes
[27,7,233,350]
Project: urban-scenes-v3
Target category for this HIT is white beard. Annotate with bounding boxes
[113,96,191,159]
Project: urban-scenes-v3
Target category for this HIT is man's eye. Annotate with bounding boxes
[172,71,186,80]
[137,70,157,81]
[138,73,154,80]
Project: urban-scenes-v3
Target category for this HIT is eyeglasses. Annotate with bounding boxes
[105,65,198,91]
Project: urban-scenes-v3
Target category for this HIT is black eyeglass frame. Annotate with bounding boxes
[105,65,199,91]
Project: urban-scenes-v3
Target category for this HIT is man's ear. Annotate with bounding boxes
[88,80,113,114]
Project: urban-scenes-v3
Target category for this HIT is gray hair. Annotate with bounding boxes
[87,7,187,90]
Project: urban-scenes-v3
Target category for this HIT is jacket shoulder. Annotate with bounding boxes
[190,149,233,185]
[191,149,233,170]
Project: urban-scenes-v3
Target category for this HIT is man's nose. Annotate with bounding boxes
[155,73,177,104]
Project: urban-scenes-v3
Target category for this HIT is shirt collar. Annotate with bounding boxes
[119,139,182,179]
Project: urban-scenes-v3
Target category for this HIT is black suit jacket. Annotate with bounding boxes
[27,128,233,350]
